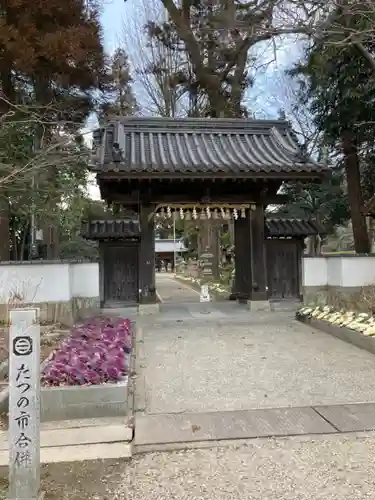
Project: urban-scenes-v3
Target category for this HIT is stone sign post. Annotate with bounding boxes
[200,250,214,281]
[8,308,42,500]
[200,250,214,303]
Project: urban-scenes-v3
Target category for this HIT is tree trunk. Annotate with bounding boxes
[34,76,60,259]
[368,216,375,251]
[0,198,10,261]
[0,63,14,262]
[342,130,370,253]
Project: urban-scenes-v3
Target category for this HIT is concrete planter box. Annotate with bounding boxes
[41,377,129,422]
[0,348,133,422]
[41,349,132,421]
[297,315,375,355]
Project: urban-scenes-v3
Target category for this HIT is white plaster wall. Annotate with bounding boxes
[70,262,99,297]
[302,257,327,287]
[341,257,375,287]
[303,256,375,288]
[0,263,70,303]
[326,258,343,287]
[0,262,99,303]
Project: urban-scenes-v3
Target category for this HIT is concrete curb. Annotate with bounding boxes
[297,315,375,355]
[133,430,375,455]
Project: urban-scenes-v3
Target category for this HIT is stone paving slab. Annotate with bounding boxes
[315,403,375,432]
[135,407,335,445]
[0,423,132,450]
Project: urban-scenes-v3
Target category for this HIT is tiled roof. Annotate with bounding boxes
[266,218,326,237]
[82,217,324,240]
[90,117,326,177]
[81,219,140,239]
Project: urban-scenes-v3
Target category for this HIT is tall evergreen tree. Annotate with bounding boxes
[100,48,138,120]
[0,0,106,259]
[290,26,375,253]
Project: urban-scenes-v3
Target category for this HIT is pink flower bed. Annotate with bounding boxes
[41,316,132,387]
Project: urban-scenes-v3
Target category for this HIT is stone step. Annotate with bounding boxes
[0,423,132,450]
[40,416,132,431]
[0,419,133,465]
[0,441,131,465]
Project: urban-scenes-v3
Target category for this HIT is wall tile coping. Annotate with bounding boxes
[305,254,375,258]
[0,259,99,266]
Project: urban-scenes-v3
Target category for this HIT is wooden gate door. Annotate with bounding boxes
[266,240,300,299]
[103,241,139,304]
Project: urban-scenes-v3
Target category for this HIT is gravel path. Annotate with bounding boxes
[7,433,373,499]
[156,273,200,303]
[140,309,375,413]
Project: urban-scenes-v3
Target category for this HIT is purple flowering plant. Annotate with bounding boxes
[41,316,132,386]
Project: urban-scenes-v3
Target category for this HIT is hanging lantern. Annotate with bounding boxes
[213,209,219,219]
[200,210,206,220]
[180,208,184,219]
[160,207,165,217]
[166,206,172,218]
[225,209,231,219]
[233,208,238,220]
[192,207,198,220]
[220,208,225,219]
[206,206,211,219]
[241,207,246,218]
[185,210,191,220]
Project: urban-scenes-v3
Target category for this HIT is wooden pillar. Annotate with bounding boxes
[297,239,304,301]
[250,204,268,300]
[232,213,252,301]
[139,203,156,304]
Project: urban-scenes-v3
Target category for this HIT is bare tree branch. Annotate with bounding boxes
[122,0,189,117]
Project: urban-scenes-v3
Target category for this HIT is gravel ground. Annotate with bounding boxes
[142,276,375,415]
[0,433,373,499]
[140,312,375,413]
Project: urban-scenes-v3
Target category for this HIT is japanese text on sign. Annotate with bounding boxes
[13,363,32,468]
[8,309,41,500]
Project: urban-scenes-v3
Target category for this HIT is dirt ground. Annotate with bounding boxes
[0,460,128,500]
[0,325,69,366]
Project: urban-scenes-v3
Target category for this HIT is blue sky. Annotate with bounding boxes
[99,0,302,118]
[100,0,127,53]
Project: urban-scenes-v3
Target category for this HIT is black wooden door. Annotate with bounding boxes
[266,240,299,299]
[103,242,139,304]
